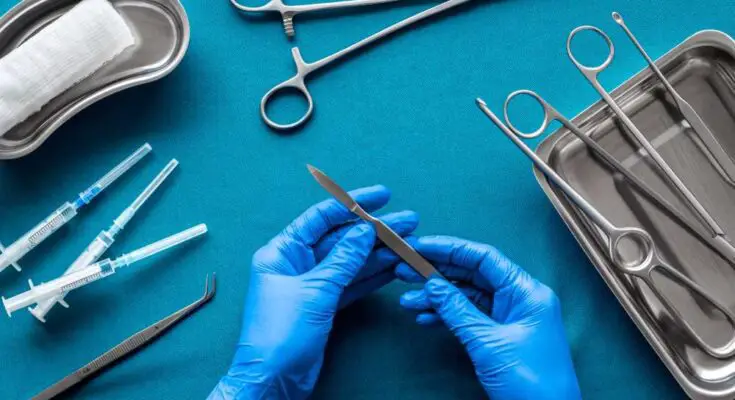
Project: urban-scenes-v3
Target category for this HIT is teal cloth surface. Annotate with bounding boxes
[1,0,732,398]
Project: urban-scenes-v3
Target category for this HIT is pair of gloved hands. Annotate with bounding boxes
[208,186,581,400]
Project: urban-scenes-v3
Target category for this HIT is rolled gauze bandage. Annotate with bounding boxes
[0,0,135,137]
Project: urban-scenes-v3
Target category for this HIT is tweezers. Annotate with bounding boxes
[31,274,216,400]
[307,165,440,279]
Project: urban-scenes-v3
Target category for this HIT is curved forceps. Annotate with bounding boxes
[566,25,726,241]
[230,0,401,38]
[258,0,474,130]
[31,274,216,400]
[477,96,735,359]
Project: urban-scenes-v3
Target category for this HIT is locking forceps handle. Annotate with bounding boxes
[259,0,474,130]
[260,48,315,130]
[230,0,401,38]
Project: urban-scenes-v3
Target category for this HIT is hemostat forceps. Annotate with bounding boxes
[566,25,727,242]
[258,0,474,130]
[477,97,735,359]
[230,0,400,38]
[501,90,735,264]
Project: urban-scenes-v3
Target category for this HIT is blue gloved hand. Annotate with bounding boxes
[396,236,581,400]
[209,185,418,400]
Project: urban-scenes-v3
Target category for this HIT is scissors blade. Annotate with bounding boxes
[307,165,440,279]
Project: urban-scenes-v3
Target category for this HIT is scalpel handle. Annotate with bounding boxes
[370,218,441,279]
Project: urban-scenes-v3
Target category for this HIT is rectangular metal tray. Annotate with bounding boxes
[536,30,735,399]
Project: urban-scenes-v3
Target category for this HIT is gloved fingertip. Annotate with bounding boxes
[416,312,440,326]
[400,210,420,225]
[367,184,390,195]
[395,263,423,282]
[349,223,374,235]
[399,290,423,305]
[425,277,450,293]
[404,235,420,246]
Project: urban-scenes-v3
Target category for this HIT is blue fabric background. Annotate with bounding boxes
[1,0,730,398]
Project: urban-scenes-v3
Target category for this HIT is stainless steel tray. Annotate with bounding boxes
[535,30,735,399]
[0,0,190,159]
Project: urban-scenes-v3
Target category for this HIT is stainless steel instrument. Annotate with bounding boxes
[307,164,440,279]
[31,274,216,400]
[567,25,726,239]
[477,97,735,359]
[230,0,400,38]
[486,28,735,400]
[612,12,735,186]
[255,0,474,130]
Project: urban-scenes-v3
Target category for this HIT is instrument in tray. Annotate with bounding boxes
[477,97,735,359]
[566,23,729,242]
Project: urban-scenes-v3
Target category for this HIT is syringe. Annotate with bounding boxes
[28,159,179,322]
[3,223,208,317]
[0,143,151,274]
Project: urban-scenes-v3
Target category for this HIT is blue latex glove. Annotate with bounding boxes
[209,185,418,400]
[396,236,581,400]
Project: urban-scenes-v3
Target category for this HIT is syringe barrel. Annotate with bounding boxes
[56,260,111,293]
[29,234,113,321]
[0,202,77,273]
[113,159,178,230]
[3,286,46,316]
[117,224,208,267]
[76,143,152,207]
[4,262,108,316]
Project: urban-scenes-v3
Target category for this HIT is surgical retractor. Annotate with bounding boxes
[28,159,179,322]
[3,223,208,317]
[0,144,151,274]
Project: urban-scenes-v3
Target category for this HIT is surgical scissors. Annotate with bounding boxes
[230,0,401,38]
[566,26,726,241]
[257,0,474,130]
[477,96,735,359]
[502,90,735,265]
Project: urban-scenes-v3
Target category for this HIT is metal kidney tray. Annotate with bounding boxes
[535,30,735,399]
[0,0,190,159]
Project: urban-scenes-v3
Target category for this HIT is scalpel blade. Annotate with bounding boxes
[307,165,440,279]
[307,165,358,211]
